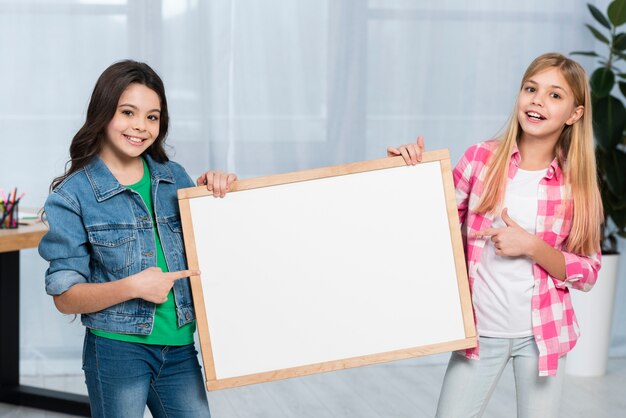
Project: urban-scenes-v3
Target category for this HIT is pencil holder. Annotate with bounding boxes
[0,200,19,229]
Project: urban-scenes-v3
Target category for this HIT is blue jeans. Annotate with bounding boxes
[82,331,211,418]
[435,336,565,418]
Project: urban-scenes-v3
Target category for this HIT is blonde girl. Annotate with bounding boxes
[388,52,602,418]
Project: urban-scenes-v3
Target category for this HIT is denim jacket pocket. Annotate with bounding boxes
[164,217,185,254]
[87,228,137,274]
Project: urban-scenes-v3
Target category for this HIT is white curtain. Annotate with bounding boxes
[1,0,623,389]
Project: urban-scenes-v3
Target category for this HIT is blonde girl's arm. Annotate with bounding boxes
[509,235,601,290]
[527,239,566,280]
[53,268,200,314]
[473,209,601,288]
[499,210,601,289]
[387,136,425,165]
[553,249,601,292]
[529,241,601,291]
[473,208,567,279]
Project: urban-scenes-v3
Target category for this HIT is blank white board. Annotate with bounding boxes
[178,150,476,390]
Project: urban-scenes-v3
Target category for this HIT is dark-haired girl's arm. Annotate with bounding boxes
[196,170,238,198]
[53,267,199,314]
[39,187,200,315]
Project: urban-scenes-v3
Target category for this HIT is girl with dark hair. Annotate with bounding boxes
[39,60,233,417]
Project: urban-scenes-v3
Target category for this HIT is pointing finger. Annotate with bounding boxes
[470,228,497,239]
[167,270,201,281]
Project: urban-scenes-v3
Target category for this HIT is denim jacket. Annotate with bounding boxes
[39,154,196,334]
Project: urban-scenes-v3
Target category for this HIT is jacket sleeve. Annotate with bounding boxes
[553,249,602,292]
[38,189,91,295]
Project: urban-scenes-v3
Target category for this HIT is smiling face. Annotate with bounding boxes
[100,83,161,165]
[517,67,584,145]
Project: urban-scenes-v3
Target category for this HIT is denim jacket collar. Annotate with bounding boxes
[84,154,176,202]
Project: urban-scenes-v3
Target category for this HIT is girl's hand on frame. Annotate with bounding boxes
[387,136,425,166]
[197,170,238,198]
[470,208,538,257]
[131,267,200,304]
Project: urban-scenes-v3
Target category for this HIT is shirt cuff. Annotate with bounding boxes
[553,252,584,289]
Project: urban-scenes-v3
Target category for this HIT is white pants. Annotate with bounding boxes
[435,336,566,418]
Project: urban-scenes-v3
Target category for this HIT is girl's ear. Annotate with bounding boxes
[566,105,584,125]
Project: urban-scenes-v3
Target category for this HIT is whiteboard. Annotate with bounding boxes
[178,150,475,390]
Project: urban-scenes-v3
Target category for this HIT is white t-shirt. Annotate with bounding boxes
[473,167,547,338]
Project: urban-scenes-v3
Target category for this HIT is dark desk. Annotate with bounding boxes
[0,223,90,416]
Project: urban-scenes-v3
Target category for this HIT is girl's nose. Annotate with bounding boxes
[133,119,146,131]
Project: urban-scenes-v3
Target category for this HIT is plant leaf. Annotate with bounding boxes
[593,95,626,150]
[586,24,610,44]
[620,80,626,97]
[609,206,626,234]
[590,67,616,97]
[570,50,600,57]
[604,151,626,196]
[589,3,612,29]
[608,0,626,26]
[614,33,626,50]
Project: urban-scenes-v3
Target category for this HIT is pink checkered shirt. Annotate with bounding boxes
[454,140,601,376]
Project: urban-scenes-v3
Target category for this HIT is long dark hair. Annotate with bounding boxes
[50,60,170,191]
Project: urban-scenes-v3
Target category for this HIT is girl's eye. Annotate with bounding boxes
[550,93,561,99]
[524,86,535,93]
[122,110,133,116]
[148,115,159,121]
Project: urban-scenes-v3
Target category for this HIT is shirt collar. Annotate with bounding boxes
[510,143,562,180]
[85,154,175,202]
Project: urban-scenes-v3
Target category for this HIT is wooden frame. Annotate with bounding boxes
[178,150,476,390]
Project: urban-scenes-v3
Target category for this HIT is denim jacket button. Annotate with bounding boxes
[185,313,191,320]
[142,251,154,257]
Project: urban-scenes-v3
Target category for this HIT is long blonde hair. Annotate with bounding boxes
[475,52,602,255]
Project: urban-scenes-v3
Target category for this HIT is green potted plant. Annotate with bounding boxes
[572,0,626,254]
[568,0,626,377]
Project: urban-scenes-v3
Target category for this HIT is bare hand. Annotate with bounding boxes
[196,171,238,198]
[131,267,200,304]
[387,136,425,165]
[470,208,537,257]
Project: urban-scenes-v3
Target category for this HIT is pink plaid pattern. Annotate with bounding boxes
[454,140,601,376]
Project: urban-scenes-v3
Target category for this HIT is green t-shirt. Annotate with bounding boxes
[91,158,195,345]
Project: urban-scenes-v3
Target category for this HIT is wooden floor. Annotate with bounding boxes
[2,355,624,417]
